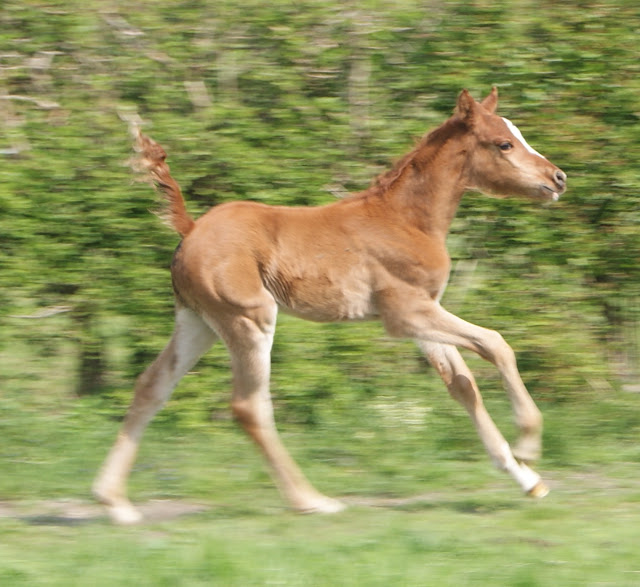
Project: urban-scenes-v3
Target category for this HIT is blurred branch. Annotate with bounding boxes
[0,95,59,109]
[101,13,144,38]
[100,12,173,64]
[10,306,72,319]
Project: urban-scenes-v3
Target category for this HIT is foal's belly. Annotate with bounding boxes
[264,266,378,323]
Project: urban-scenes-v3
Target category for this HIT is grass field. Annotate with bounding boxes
[2,469,640,587]
[0,321,640,587]
[2,2,639,584]
[2,320,640,586]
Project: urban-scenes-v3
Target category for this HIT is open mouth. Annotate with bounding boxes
[540,185,560,201]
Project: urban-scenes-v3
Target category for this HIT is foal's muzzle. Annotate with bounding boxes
[553,169,567,194]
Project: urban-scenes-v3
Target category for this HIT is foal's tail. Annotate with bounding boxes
[131,126,195,238]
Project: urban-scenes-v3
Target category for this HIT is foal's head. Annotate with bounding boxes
[456,88,566,201]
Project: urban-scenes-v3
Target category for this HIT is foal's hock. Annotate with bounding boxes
[94,88,567,524]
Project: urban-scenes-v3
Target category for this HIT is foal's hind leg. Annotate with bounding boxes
[418,341,548,497]
[219,305,344,513]
[93,306,217,524]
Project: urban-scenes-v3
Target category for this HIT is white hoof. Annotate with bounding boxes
[107,502,144,525]
[93,484,143,525]
[526,481,550,499]
[295,495,346,514]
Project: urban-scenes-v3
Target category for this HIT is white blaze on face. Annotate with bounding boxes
[502,117,546,160]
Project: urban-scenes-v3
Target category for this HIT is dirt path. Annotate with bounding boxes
[0,499,209,525]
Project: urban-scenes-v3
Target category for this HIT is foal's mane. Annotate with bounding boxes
[352,115,464,200]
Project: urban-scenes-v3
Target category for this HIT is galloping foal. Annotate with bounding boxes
[94,88,567,524]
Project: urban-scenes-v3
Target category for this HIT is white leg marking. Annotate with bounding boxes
[497,442,541,492]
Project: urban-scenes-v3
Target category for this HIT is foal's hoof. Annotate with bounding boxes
[95,492,143,524]
[526,481,549,499]
[93,484,144,525]
[296,495,346,515]
[107,502,144,525]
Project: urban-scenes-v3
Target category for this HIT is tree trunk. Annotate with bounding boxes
[73,305,106,395]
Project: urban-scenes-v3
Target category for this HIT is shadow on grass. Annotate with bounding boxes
[342,492,520,515]
[2,489,524,527]
[21,514,95,527]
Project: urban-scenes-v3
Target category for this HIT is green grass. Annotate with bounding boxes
[2,317,640,585]
[2,455,640,586]
[2,375,640,585]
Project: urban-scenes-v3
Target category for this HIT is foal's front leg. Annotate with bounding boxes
[428,308,544,464]
[418,341,548,497]
[382,298,543,464]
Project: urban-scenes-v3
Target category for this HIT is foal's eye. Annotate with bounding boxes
[499,142,513,152]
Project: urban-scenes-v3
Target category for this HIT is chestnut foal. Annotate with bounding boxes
[94,88,566,523]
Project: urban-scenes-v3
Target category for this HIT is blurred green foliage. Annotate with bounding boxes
[0,0,638,410]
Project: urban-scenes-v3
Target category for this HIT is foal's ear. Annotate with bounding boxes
[480,86,499,113]
[456,89,478,125]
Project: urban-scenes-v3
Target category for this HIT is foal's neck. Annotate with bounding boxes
[385,126,468,239]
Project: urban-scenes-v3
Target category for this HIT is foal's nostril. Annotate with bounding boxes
[554,169,567,189]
